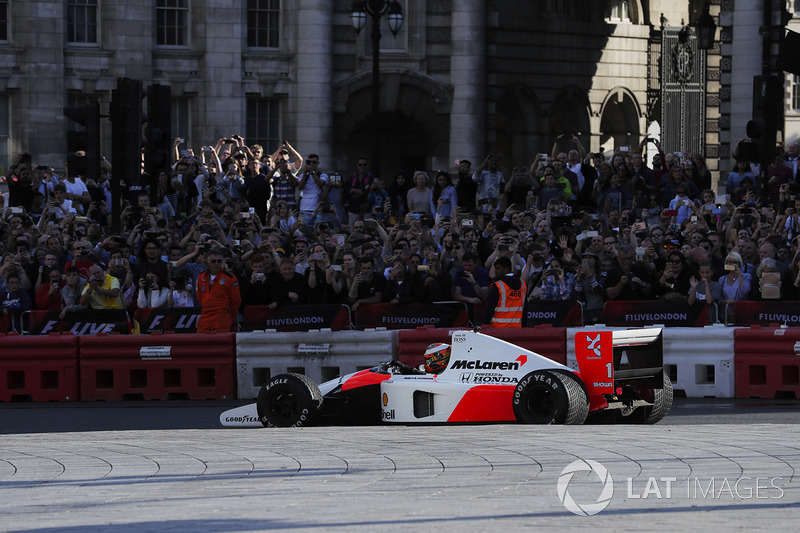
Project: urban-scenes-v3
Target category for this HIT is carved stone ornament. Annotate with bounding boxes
[672,42,694,82]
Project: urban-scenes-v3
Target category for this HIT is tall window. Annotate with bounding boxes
[157,0,188,46]
[172,97,190,148]
[607,0,630,22]
[0,1,8,42]
[246,98,280,150]
[247,0,280,48]
[793,75,800,111]
[67,0,98,44]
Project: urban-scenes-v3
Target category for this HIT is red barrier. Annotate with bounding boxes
[0,333,79,402]
[397,325,567,369]
[78,333,236,401]
[734,326,800,399]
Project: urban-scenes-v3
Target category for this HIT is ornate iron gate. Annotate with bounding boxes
[660,27,706,156]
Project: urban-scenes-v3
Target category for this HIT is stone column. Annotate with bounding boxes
[22,1,67,166]
[449,0,486,164]
[295,0,334,164]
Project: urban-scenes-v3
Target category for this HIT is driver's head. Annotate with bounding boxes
[423,343,451,374]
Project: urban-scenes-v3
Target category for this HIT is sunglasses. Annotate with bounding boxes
[208,259,222,264]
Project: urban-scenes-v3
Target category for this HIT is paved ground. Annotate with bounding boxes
[1,417,798,531]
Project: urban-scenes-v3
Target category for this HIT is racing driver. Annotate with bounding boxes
[423,343,451,374]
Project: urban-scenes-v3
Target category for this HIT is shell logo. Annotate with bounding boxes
[382,392,388,406]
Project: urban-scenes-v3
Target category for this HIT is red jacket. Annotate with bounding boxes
[196,270,241,332]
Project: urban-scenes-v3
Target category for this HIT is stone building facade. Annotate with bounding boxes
[0,1,786,191]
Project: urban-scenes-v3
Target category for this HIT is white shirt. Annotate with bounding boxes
[64,178,89,213]
[299,171,328,211]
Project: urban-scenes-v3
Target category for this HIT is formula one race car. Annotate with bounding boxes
[220,328,672,427]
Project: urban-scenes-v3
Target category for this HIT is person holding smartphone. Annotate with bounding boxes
[717,252,752,324]
[472,154,505,215]
[35,269,64,311]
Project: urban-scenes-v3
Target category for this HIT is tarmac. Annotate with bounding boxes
[1,422,798,532]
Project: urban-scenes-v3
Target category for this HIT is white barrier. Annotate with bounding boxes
[235,329,398,399]
[567,325,737,398]
[661,326,736,398]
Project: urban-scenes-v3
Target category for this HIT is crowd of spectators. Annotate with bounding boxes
[2,133,800,332]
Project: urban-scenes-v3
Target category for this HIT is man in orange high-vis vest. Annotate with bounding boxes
[197,249,241,333]
[484,256,526,327]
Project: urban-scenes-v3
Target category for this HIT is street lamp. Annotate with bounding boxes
[351,0,404,178]
[695,6,717,50]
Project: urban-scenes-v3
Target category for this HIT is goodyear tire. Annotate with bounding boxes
[257,373,323,428]
[513,370,589,425]
[643,371,674,425]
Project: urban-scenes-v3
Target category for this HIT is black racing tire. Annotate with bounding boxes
[257,373,323,428]
[643,371,674,424]
[513,370,589,425]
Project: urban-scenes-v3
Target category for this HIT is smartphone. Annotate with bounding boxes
[462,219,474,227]
[169,261,178,267]
[417,265,430,272]
[586,231,599,238]
[588,214,599,221]
[725,264,736,271]
[241,212,250,219]
[310,254,324,261]
[231,240,240,246]
[635,247,645,261]
[331,264,342,272]
[397,224,411,230]
[715,195,728,205]
[691,216,697,222]
[619,146,629,152]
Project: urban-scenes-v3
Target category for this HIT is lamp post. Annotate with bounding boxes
[351,0,404,179]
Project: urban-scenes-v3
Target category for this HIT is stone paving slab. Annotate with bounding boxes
[0,424,798,532]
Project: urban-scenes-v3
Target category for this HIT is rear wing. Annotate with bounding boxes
[575,328,664,394]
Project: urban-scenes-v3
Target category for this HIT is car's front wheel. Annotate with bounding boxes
[513,370,588,425]
[257,373,323,427]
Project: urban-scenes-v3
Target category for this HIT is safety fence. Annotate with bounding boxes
[16,300,799,337]
[1,324,799,402]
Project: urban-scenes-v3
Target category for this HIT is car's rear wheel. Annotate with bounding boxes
[643,371,673,424]
[257,373,323,427]
[513,370,588,425]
